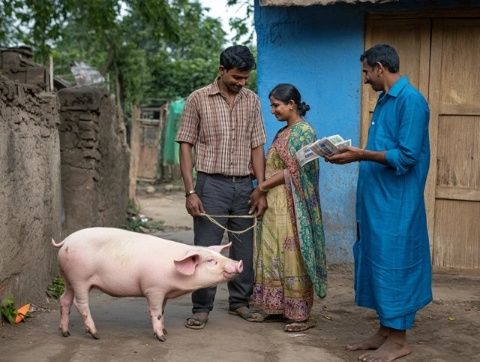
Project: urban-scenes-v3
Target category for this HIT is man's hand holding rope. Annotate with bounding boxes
[186,193,205,217]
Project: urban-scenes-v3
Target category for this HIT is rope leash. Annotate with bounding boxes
[199,213,258,244]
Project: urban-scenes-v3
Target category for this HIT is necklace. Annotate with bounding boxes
[287,119,304,129]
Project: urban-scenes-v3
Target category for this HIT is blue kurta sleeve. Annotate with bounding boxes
[385,94,429,175]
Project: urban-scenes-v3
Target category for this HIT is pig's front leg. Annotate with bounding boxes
[146,291,167,342]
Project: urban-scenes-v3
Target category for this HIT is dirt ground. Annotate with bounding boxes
[1,187,479,362]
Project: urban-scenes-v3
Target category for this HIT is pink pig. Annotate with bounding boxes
[52,227,243,341]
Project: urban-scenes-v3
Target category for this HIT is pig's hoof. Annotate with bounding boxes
[61,330,70,337]
[88,331,100,340]
[154,333,166,342]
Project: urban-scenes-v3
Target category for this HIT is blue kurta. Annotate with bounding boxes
[355,76,432,330]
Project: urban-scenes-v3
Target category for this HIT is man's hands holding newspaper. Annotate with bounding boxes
[296,134,353,166]
[297,135,385,166]
[324,146,363,164]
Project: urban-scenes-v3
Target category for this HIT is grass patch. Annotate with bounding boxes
[46,276,65,299]
[1,297,17,324]
[124,202,165,233]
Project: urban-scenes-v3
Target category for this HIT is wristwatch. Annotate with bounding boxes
[185,189,196,197]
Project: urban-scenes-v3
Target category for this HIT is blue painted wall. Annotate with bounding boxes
[254,0,480,263]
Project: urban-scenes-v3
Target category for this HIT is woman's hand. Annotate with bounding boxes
[249,188,268,217]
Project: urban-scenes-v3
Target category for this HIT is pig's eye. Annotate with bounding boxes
[207,258,218,265]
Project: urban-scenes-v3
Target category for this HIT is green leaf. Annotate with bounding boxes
[1,297,17,325]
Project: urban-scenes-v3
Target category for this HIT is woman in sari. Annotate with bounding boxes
[252,83,327,332]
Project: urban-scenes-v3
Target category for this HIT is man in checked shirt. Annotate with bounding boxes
[176,45,268,329]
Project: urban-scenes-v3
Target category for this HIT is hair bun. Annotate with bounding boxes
[302,102,311,112]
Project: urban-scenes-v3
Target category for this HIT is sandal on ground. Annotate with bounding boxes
[184,313,209,330]
[284,319,316,332]
[228,306,265,322]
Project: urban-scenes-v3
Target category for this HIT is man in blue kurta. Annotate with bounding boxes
[327,44,432,362]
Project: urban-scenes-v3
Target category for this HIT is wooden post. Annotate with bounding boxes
[49,55,54,91]
[129,104,141,202]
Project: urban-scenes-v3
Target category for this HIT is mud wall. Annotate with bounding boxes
[58,87,130,237]
[0,75,62,305]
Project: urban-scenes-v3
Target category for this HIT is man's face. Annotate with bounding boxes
[219,66,250,93]
[362,60,383,92]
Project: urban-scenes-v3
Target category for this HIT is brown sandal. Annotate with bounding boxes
[185,313,209,330]
[228,306,265,322]
[284,319,316,332]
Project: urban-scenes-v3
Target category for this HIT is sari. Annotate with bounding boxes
[252,121,327,321]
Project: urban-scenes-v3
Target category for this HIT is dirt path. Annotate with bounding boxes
[0,190,479,361]
[135,187,192,230]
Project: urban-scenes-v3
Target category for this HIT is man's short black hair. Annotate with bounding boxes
[220,45,256,71]
[360,44,400,73]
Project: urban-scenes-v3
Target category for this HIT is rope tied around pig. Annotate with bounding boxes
[199,213,258,243]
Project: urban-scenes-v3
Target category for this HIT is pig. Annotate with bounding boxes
[51,227,243,342]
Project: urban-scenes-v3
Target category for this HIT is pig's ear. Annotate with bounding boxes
[208,242,232,254]
[174,252,200,276]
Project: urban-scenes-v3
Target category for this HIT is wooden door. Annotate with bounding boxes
[137,121,161,180]
[428,19,480,271]
[363,17,480,271]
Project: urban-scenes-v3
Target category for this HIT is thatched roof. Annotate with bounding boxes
[260,0,396,6]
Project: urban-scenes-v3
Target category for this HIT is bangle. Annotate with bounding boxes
[258,184,269,193]
[185,190,196,197]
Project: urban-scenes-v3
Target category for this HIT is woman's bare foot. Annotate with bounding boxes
[345,326,390,351]
[358,330,411,362]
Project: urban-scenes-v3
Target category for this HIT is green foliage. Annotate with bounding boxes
[226,0,255,45]
[0,297,17,325]
[46,277,65,299]
[123,215,165,233]
[124,200,164,233]
[0,0,258,113]
[123,216,146,233]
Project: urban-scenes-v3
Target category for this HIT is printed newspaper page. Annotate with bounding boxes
[296,134,352,167]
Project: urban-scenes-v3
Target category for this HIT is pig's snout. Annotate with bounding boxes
[224,260,243,275]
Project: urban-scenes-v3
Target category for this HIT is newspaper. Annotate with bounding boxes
[296,134,352,167]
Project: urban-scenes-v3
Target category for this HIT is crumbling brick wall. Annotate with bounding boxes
[58,87,130,237]
[0,75,62,305]
[0,47,50,91]
[0,48,130,307]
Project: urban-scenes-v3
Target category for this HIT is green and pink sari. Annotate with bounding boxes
[252,121,327,321]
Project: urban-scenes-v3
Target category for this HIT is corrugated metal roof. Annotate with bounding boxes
[260,0,397,6]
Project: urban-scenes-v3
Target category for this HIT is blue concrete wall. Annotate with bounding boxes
[254,0,480,263]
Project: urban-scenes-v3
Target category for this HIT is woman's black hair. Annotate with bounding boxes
[269,83,310,117]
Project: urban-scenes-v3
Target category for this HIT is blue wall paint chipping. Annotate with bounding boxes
[254,0,480,263]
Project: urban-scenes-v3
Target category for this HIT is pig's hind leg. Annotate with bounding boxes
[146,292,167,342]
[58,278,74,337]
[72,284,99,339]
